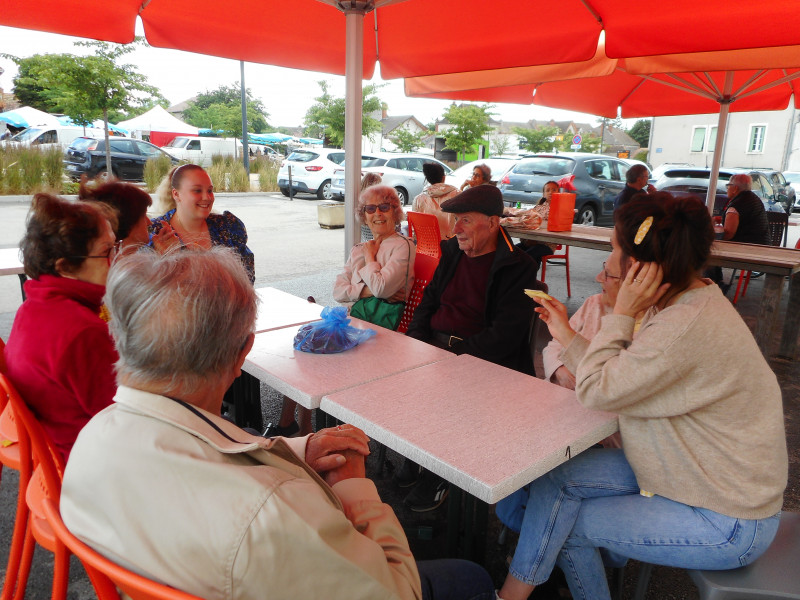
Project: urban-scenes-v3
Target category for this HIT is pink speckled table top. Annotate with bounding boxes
[254,287,325,333]
[243,317,455,409]
[321,354,619,503]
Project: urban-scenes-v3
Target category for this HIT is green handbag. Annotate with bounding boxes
[350,296,405,330]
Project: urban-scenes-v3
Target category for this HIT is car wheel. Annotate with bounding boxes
[96,168,118,181]
[317,179,332,200]
[577,205,596,226]
[394,187,408,205]
[280,187,290,197]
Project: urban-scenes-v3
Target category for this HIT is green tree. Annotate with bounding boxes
[185,103,245,138]
[513,125,560,153]
[183,83,270,133]
[441,103,494,162]
[556,133,602,153]
[303,81,383,147]
[490,134,512,156]
[627,119,651,147]
[3,53,68,112]
[391,128,428,153]
[7,40,166,175]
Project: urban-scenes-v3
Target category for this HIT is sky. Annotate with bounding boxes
[0,24,610,130]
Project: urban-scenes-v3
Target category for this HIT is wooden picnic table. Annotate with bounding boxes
[506,225,800,359]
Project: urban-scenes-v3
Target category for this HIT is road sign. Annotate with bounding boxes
[570,144,581,150]
[572,134,582,145]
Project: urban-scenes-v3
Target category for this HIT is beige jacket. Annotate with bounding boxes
[61,386,422,600]
[562,282,787,519]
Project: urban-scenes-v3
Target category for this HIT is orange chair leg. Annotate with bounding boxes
[740,271,752,298]
[51,546,70,600]
[540,259,547,282]
[1,493,31,600]
[11,521,35,600]
[732,270,750,304]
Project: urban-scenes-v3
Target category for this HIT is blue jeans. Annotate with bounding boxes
[417,559,495,600]
[496,449,780,600]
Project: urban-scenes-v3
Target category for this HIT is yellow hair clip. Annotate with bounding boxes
[634,216,653,245]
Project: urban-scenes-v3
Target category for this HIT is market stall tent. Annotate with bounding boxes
[117,105,198,146]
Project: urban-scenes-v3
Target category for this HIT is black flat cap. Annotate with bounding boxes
[441,184,504,217]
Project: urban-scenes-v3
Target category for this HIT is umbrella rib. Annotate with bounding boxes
[735,69,800,101]
[640,73,715,101]
[578,0,604,26]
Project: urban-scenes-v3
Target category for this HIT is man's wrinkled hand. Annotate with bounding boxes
[323,449,366,486]
[305,424,370,475]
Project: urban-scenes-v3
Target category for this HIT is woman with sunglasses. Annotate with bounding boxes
[151,164,254,282]
[333,185,415,309]
[4,193,120,461]
[268,186,415,438]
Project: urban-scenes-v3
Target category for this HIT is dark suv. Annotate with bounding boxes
[498,153,634,226]
[63,137,179,181]
[653,167,785,214]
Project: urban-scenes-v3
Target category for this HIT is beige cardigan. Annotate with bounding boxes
[562,282,787,519]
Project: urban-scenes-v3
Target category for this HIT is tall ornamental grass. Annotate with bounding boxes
[144,154,175,192]
[0,146,65,195]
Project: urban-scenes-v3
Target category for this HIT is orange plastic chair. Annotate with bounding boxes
[42,498,203,600]
[407,211,442,259]
[540,244,571,297]
[0,374,68,600]
[397,253,439,334]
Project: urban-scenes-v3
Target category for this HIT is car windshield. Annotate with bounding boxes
[363,158,387,167]
[11,128,46,142]
[514,157,574,176]
[287,151,318,162]
[163,137,189,148]
[69,138,98,151]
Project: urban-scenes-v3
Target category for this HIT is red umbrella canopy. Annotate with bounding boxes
[1,0,602,79]
[4,0,800,80]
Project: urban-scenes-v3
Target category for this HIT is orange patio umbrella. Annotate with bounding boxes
[4,0,800,241]
[406,44,800,212]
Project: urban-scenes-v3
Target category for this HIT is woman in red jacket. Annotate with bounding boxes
[4,193,119,461]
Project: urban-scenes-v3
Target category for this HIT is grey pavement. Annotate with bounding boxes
[0,192,798,598]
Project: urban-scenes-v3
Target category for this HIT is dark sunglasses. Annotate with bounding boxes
[363,203,393,214]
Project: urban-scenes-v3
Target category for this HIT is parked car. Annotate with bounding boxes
[329,154,385,200]
[5,125,105,151]
[63,137,179,181]
[359,154,453,205]
[444,158,519,190]
[649,162,694,183]
[782,171,800,211]
[498,153,635,226]
[653,167,783,214]
[752,169,795,213]
[277,148,348,199]
[161,136,242,167]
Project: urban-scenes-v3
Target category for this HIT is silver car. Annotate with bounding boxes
[358,154,453,205]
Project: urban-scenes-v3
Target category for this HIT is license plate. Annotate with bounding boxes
[66,165,78,171]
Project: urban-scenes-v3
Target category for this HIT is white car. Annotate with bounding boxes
[356,154,453,205]
[277,148,347,199]
[444,157,519,190]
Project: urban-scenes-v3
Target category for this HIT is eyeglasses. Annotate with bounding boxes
[71,240,123,265]
[601,261,621,280]
[363,203,393,214]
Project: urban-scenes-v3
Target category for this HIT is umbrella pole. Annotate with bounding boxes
[343,7,366,258]
[706,72,734,215]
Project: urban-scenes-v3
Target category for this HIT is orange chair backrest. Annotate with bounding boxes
[42,497,203,600]
[407,212,442,259]
[397,253,439,334]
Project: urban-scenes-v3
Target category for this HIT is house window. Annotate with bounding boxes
[690,127,706,152]
[748,125,766,153]
[707,126,718,152]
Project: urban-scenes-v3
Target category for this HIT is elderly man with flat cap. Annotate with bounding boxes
[398,185,543,512]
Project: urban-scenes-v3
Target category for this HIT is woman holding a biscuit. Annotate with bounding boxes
[495,193,787,600]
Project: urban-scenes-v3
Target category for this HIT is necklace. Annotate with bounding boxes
[171,210,212,249]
